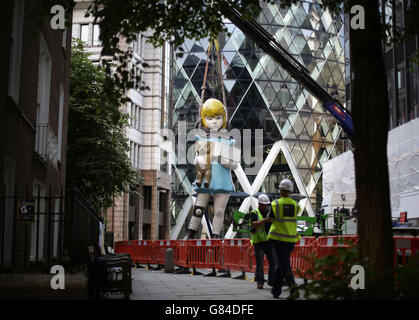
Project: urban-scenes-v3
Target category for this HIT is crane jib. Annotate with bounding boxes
[323,102,355,138]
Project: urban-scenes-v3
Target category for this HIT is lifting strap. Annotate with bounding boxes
[200,41,212,105]
[214,39,227,109]
[198,38,228,127]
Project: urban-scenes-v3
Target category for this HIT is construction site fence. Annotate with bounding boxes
[114,236,419,279]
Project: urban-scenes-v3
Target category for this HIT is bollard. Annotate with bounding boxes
[165,248,174,273]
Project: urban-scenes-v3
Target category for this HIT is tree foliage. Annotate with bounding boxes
[303,244,368,300]
[32,0,417,96]
[85,0,275,95]
[303,244,419,300]
[67,39,142,213]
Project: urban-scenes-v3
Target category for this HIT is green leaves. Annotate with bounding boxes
[68,39,142,213]
[84,0,267,93]
[303,246,368,300]
[394,254,419,300]
[302,242,419,300]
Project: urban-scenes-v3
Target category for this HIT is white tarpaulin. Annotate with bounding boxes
[323,117,419,217]
[323,151,356,196]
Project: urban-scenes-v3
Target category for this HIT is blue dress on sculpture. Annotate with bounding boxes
[193,135,236,194]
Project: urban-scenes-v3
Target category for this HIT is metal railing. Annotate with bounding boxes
[0,185,103,273]
[0,185,66,272]
[64,188,103,269]
[34,123,58,167]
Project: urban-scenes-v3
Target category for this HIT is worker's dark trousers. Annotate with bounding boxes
[271,240,296,296]
[253,241,276,285]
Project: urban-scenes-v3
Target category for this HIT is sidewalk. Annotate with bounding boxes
[129,267,306,300]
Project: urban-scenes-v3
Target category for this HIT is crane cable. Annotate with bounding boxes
[214,39,227,109]
[198,37,228,128]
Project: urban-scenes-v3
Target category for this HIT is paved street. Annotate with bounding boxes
[129,267,306,300]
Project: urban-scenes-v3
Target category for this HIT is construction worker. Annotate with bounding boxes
[257,179,301,299]
[249,194,276,289]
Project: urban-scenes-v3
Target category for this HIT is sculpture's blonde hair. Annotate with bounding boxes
[200,98,227,129]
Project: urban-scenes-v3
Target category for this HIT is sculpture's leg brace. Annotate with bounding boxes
[211,193,230,238]
[188,193,210,232]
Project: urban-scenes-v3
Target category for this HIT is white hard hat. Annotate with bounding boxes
[257,194,270,205]
[279,179,293,192]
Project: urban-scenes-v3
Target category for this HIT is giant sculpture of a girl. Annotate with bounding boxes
[184,98,238,239]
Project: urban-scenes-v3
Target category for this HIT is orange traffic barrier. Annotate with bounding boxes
[153,240,179,266]
[176,239,191,268]
[249,238,317,274]
[115,240,133,258]
[317,235,358,247]
[291,241,317,279]
[188,239,223,270]
[115,234,419,279]
[316,236,357,263]
[222,239,252,273]
[394,236,419,266]
[296,236,317,246]
[132,240,154,264]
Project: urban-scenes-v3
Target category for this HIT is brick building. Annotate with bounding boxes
[0,0,72,271]
[72,1,172,242]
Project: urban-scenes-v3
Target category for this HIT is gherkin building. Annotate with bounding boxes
[170,1,347,239]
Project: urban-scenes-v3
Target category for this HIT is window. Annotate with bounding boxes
[132,67,142,90]
[384,2,393,25]
[2,158,15,267]
[138,33,142,55]
[130,141,134,167]
[133,33,142,55]
[37,35,52,125]
[397,65,405,90]
[395,0,404,29]
[130,102,141,131]
[159,192,166,212]
[384,1,393,40]
[80,24,89,44]
[143,186,152,210]
[31,181,46,261]
[138,145,141,169]
[387,71,396,129]
[8,0,25,104]
[397,63,407,126]
[134,144,138,169]
[35,35,58,166]
[57,84,64,161]
[344,39,350,80]
[53,199,60,257]
[130,141,141,169]
[129,103,134,126]
[398,97,407,125]
[136,105,140,130]
[138,69,143,90]
[408,61,418,119]
[93,24,100,46]
[133,40,138,54]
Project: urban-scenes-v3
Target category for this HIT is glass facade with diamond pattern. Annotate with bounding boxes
[171,1,346,236]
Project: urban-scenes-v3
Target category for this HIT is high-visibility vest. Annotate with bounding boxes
[249,209,268,245]
[268,198,300,243]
